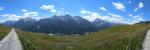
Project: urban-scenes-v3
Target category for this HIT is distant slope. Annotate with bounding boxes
[0,24,11,40]
[3,14,120,34]
[92,18,117,30]
[27,14,97,34]
[16,23,150,50]
[2,20,16,27]
[13,18,37,30]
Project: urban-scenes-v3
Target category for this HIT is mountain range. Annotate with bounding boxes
[3,14,123,34]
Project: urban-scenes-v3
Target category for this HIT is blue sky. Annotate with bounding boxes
[0,0,148,24]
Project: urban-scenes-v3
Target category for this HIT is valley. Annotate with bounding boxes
[2,23,148,50]
[3,14,122,35]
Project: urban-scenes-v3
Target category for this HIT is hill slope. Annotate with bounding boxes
[0,24,11,40]
[3,14,120,34]
[15,23,150,50]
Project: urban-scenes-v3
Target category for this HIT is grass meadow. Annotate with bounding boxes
[15,23,150,50]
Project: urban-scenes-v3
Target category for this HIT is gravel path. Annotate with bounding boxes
[0,28,22,50]
[142,29,150,50]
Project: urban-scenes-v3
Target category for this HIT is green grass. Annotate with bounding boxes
[0,25,11,40]
[15,23,150,50]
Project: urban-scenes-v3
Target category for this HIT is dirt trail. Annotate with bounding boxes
[0,28,22,50]
[142,29,150,50]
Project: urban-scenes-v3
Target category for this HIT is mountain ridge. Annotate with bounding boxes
[3,14,123,34]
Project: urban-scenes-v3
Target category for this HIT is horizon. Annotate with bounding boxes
[0,0,149,24]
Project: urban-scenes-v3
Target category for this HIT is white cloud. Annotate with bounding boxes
[128,0,132,4]
[0,14,22,21]
[23,11,38,17]
[0,10,40,21]
[21,9,28,12]
[22,11,40,20]
[108,13,123,19]
[81,9,126,23]
[0,6,4,11]
[41,5,56,13]
[82,9,143,24]
[140,13,143,15]
[112,2,125,11]
[7,15,22,21]
[54,8,69,16]
[21,9,39,18]
[130,15,143,24]
[83,12,102,21]
[100,7,107,11]
[65,12,69,14]
[56,11,69,16]
[128,14,133,17]
[107,13,127,23]
[134,7,138,12]
[80,9,92,14]
[138,2,144,8]
[0,14,10,17]
[32,17,41,20]
[41,5,69,16]
[134,2,144,12]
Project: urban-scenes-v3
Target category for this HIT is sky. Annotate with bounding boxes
[0,0,149,24]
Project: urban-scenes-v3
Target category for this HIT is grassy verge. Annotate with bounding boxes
[16,23,150,50]
[0,25,11,40]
